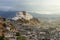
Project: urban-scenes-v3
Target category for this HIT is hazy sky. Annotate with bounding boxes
[0,0,60,14]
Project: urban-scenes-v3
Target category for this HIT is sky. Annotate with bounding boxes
[0,0,60,14]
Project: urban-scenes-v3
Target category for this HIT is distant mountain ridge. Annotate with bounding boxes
[0,11,60,19]
[0,11,16,18]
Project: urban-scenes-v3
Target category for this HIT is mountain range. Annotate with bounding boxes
[0,11,60,19]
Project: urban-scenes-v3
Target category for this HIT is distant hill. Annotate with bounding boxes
[0,11,16,18]
[29,12,60,18]
[0,11,60,19]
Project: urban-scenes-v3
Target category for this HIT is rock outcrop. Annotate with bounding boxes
[12,11,40,25]
[12,11,33,20]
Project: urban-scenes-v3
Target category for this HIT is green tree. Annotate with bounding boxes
[17,36,22,40]
[16,32,21,36]
[0,35,4,40]
[16,32,27,40]
[16,32,22,40]
[22,36,27,40]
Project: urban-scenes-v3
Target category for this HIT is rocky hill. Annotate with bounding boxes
[0,11,40,35]
[12,11,40,25]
